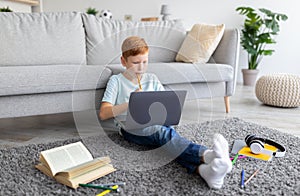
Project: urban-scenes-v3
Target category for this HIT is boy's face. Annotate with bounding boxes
[121,52,148,75]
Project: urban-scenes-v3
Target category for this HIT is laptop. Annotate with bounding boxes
[115,90,187,130]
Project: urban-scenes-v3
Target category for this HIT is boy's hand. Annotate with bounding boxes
[135,88,143,92]
[99,102,129,120]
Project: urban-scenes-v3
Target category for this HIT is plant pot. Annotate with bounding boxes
[242,69,259,86]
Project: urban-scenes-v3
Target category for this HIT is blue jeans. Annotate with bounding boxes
[121,125,207,173]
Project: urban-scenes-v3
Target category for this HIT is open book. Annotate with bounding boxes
[35,141,116,189]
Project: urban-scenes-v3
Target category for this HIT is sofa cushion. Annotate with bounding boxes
[176,24,225,63]
[0,12,86,66]
[106,62,233,85]
[81,14,186,65]
[0,65,112,96]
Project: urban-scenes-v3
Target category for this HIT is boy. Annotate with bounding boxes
[99,36,232,189]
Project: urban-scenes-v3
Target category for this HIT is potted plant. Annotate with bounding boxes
[86,7,99,16]
[236,6,288,85]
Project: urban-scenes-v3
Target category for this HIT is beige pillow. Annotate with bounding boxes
[176,23,225,63]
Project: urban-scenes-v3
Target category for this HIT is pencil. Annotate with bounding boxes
[79,183,119,192]
[94,182,126,187]
[244,169,259,185]
[231,154,239,165]
[230,155,247,161]
[240,169,245,188]
[96,185,119,196]
[136,74,142,90]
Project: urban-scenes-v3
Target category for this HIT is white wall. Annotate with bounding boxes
[42,0,300,83]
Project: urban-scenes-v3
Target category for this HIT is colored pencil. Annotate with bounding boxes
[232,154,239,165]
[240,169,245,188]
[96,185,119,196]
[244,169,260,185]
[94,182,125,187]
[79,183,119,192]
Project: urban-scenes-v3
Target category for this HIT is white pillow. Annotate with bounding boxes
[176,23,225,63]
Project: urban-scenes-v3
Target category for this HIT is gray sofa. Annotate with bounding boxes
[0,12,239,119]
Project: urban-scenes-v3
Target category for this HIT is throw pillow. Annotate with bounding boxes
[175,23,225,63]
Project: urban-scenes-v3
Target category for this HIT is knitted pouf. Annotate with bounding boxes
[255,74,300,107]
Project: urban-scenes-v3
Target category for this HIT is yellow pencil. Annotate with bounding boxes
[96,185,119,196]
[136,74,142,90]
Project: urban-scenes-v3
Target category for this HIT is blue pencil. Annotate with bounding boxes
[241,169,245,188]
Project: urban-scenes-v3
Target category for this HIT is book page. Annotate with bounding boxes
[55,164,116,189]
[59,156,111,178]
[35,163,53,178]
[41,142,93,176]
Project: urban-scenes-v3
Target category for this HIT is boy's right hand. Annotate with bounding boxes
[135,88,143,92]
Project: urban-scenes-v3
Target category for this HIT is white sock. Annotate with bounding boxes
[200,134,232,189]
[199,158,232,189]
[203,134,230,163]
[203,149,214,164]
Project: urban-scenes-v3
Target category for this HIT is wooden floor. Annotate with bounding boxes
[181,85,300,137]
[0,84,299,148]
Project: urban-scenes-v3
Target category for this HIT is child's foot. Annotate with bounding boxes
[203,133,230,164]
[199,158,232,189]
[200,134,232,189]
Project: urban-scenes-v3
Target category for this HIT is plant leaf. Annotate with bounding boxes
[261,50,274,55]
[237,6,288,69]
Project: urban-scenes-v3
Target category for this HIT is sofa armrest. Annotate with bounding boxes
[208,28,240,96]
[209,28,240,66]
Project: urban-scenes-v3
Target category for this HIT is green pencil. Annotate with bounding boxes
[79,183,119,192]
[232,154,239,165]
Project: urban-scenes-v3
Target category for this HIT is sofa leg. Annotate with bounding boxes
[224,96,230,113]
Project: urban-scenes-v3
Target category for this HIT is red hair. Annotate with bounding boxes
[121,36,149,60]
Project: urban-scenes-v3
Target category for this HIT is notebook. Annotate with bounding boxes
[115,90,187,130]
[238,144,278,161]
